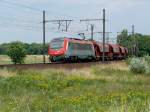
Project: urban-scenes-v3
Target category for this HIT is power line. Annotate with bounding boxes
[102,9,106,63]
[0,15,40,25]
[0,25,40,31]
[0,21,42,31]
[80,18,109,22]
[0,0,42,12]
[0,0,81,19]
[42,11,46,64]
[46,10,80,19]
[0,0,98,25]
[0,20,41,28]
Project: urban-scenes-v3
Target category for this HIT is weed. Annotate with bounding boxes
[0,62,150,111]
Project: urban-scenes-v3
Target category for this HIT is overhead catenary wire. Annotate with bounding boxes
[0,16,70,33]
[0,0,107,29]
[0,20,41,32]
[0,15,41,25]
[0,0,115,46]
[0,0,42,12]
[0,0,81,19]
[0,0,85,37]
[0,22,55,32]
[0,0,112,26]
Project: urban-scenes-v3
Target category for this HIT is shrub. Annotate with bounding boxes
[144,55,150,64]
[126,57,132,65]
[129,56,150,75]
[7,41,26,64]
[129,58,146,74]
[144,56,150,74]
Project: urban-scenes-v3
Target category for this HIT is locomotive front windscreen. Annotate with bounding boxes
[50,38,64,50]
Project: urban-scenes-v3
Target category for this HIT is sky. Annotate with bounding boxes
[0,0,150,43]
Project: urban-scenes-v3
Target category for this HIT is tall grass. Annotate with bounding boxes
[0,63,150,111]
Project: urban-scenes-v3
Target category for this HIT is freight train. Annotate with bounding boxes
[48,37,128,62]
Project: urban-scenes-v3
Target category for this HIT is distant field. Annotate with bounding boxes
[0,62,150,112]
[0,55,49,64]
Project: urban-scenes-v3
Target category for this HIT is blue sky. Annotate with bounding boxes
[0,0,150,43]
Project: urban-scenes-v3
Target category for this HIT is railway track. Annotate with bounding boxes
[0,61,122,70]
[0,62,102,70]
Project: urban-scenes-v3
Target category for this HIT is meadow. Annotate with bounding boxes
[0,55,49,64]
[0,62,150,112]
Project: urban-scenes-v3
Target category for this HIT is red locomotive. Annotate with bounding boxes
[48,37,128,62]
[48,37,95,62]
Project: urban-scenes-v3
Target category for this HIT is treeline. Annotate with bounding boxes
[0,33,150,56]
[0,42,49,55]
[117,30,150,57]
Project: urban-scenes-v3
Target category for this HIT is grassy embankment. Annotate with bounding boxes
[0,55,49,64]
[0,62,150,112]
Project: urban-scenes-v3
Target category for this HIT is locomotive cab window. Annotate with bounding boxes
[50,38,64,50]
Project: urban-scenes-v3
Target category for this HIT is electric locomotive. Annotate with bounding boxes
[48,37,95,62]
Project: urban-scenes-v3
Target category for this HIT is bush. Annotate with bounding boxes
[144,55,150,64]
[144,56,150,74]
[129,58,146,74]
[129,56,150,74]
[7,41,26,64]
[126,57,132,65]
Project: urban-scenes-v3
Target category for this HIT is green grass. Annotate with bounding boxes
[0,63,150,112]
[0,55,49,64]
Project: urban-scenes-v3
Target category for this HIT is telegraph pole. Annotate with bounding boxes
[41,18,73,64]
[102,9,106,63]
[132,25,136,56]
[80,9,107,62]
[132,25,139,57]
[65,20,68,31]
[91,24,94,40]
[132,25,135,56]
[43,10,46,64]
[132,25,135,35]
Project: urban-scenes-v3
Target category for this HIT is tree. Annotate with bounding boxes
[137,35,150,56]
[0,43,10,55]
[7,41,27,64]
[117,29,150,56]
[117,29,128,45]
[28,43,43,55]
[117,29,133,55]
